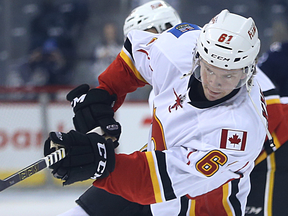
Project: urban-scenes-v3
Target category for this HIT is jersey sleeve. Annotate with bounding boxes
[93,148,242,205]
[97,52,147,111]
[256,67,283,134]
[255,96,288,164]
[254,68,288,164]
[96,31,160,111]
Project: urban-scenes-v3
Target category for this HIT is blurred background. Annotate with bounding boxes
[0,0,288,88]
[0,0,287,215]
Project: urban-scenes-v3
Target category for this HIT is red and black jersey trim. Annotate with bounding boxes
[263,88,278,97]
[229,179,242,216]
[124,38,133,60]
[155,151,177,201]
[178,196,189,216]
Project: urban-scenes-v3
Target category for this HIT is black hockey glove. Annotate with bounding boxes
[66,84,121,145]
[44,130,115,185]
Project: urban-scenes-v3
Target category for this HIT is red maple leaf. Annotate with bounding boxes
[229,134,241,145]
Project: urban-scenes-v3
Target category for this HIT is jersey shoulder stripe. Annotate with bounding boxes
[263,88,278,98]
[124,38,133,60]
[119,49,147,83]
[263,87,281,106]
[265,95,281,105]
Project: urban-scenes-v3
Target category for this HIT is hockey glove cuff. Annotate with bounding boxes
[66,84,121,145]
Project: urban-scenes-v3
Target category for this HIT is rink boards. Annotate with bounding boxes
[0,102,151,188]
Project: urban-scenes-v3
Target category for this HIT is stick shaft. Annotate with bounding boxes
[0,148,65,192]
[0,126,104,192]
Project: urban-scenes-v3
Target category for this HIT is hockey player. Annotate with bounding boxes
[45,10,266,215]
[57,2,182,216]
[45,9,268,216]
[53,2,288,215]
[123,0,181,38]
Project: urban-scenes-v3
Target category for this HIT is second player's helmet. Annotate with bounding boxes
[194,9,261,88]
[123,0,182,37]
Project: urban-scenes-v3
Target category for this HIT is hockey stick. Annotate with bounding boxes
[0,147,66,192]
[0,127,106,192]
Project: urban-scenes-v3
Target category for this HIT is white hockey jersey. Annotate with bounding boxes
[94,23,267,216]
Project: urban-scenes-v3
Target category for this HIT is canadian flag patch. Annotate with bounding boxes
[220,129,247,151]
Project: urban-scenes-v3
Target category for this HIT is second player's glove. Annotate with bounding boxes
[44,130,115,185]
[66,84,121,146]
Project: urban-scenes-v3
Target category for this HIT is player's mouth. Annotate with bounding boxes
[204,86,223,101]
[207,87,221,96]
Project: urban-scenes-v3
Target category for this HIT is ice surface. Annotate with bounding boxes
[0,188,85,216]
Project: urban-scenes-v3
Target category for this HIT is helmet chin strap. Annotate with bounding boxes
[181,51,200,79]
[246,79,276,151]
[180,70,193,79]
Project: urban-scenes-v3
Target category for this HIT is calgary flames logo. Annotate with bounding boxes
[168,88,185,113]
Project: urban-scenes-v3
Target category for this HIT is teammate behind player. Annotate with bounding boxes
[123,0,181,37]
[45,9,268,215]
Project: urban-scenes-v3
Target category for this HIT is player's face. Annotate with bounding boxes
[200,59,245,101]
